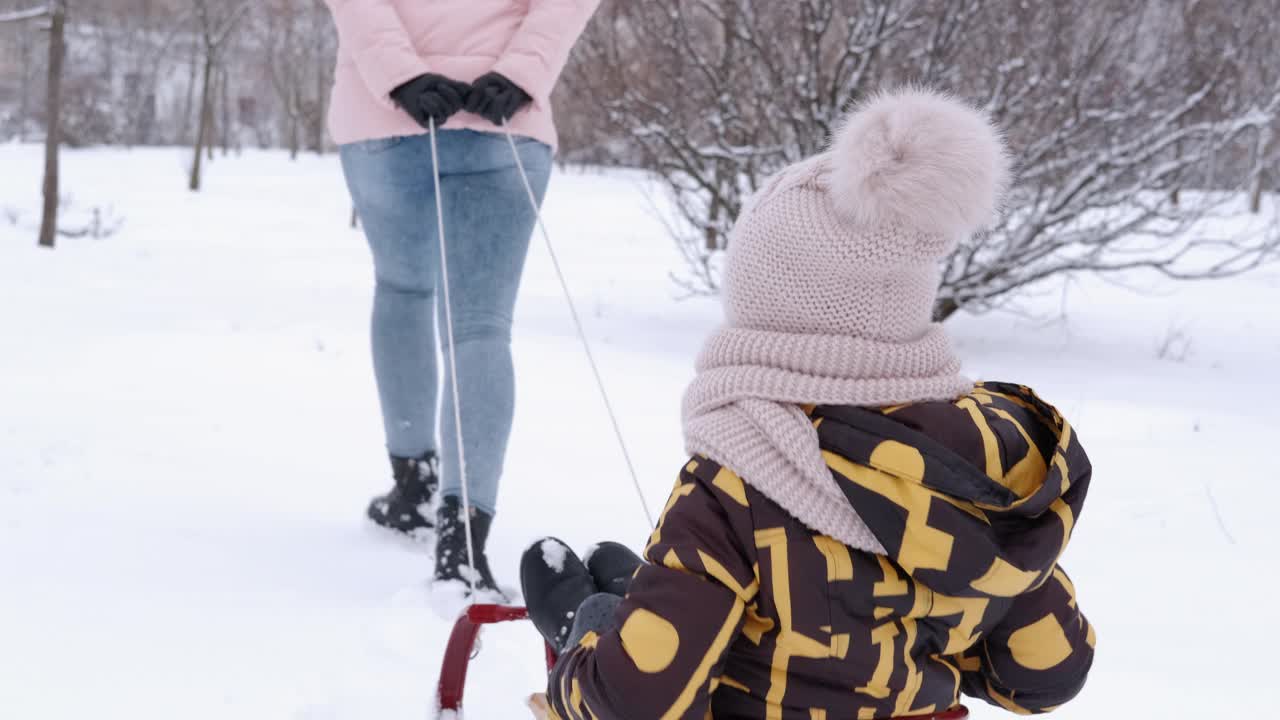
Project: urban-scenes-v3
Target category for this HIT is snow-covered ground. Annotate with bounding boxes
[1,144,1277,719]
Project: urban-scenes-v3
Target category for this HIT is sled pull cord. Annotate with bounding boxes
[429,119,479,596]
[502,125,656,530]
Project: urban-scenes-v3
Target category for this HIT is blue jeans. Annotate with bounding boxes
[340,129,553,515]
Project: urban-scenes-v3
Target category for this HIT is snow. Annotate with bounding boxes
[581,542,601,567]
[540,539,569,573]
[1,144,1278,719]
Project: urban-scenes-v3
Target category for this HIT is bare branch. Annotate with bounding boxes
[0,6,49,24]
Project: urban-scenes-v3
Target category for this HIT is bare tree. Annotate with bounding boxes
[1,10,42,141]
[567,0,1280,317]
[2,0,65,249]
[1253,130,1276,214]
[1233,0,1279,215]
[5,0,335,156]
[38,0,63,248]
[256,0,334,159]
[188,0,248,191]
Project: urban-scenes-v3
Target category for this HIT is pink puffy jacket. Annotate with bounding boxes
[323,0,600,148]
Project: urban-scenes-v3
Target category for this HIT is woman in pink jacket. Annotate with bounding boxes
[322,0,600,601]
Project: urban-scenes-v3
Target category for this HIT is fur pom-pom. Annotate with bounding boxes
[827,86,1010,237]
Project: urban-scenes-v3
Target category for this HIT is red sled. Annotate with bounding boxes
[437,604,557,715]
[436,603,969,719]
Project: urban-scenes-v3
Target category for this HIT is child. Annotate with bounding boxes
[521,87,1094,720]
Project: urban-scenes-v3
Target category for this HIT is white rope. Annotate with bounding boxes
[428,119,478,596]
[501,126,656,529]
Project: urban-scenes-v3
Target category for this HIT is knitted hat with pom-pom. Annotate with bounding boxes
[683,87,1010,553]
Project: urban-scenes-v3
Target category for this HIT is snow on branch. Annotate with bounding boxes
[0,6,50,23]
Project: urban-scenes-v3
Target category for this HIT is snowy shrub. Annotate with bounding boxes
[562,0,1280,318]
[57,204,123,240]
[1156,324,1194,364]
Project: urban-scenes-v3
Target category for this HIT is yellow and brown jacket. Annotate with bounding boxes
[547,382,1095,719]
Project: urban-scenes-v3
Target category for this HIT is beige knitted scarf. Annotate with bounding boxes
[682,325,973,554]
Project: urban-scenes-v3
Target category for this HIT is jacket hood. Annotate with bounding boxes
[813,382,1091,599]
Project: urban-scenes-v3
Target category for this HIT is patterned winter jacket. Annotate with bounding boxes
[547,382,1095,719]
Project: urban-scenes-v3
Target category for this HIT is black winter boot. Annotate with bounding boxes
[366,453,439,542]
[434,496,507,601]
[520,537,598,651]
[585,541,646,597]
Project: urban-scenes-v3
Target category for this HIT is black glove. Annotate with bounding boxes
[390,74,471,129]
[464,72,533,125]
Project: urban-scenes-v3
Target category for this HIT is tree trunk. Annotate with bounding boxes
[288,90,300,160]
[206,97,215,161]
[1252,171,1266,214]
[932,297,960,323]
[220,65,231,156]
[189,51,215,192]
[38,3,66,249]
[705,165,724,252]
[17,27,34,142]
[313,44,329,155]
[181,42,198,144]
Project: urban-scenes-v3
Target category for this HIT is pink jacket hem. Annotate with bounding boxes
[323,0,600,150]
